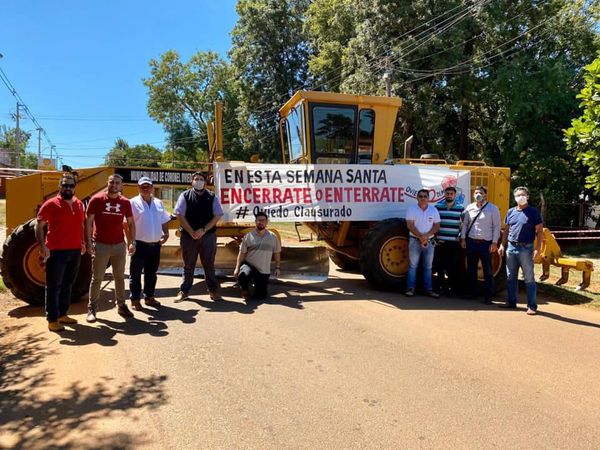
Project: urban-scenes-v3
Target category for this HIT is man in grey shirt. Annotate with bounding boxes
[233,211,281,301]
[460,185,501,304]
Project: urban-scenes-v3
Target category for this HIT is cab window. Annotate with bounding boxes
[283,103,305,162]
[310,104,357,164]
[358,109,375,164]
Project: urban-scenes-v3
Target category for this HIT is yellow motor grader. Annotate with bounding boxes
[1,91,593,306]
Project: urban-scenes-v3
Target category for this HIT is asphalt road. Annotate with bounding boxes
[1,268,600,449]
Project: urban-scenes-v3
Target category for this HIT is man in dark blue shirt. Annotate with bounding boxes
[498,186,544,315]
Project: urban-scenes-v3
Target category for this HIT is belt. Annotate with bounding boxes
[468,238,491,243]
[135,240,161,246]
[509,241,532,246]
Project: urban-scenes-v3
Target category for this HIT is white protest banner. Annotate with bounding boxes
[214,163,470,222]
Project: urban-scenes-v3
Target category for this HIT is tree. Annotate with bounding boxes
[104,138,162,167]
[565,53,600,193]
[143,50,244,163]
[0,125,36,168]
[230,0,311,161]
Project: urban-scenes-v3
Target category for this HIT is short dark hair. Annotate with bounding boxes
[192,171,206,181]
[513,186,529,196]
[255,211,268,220]
[417,189,430,197]
[474,185,487,194]
[444,186,457,193]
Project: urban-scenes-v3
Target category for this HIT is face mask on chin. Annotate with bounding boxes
[192,180,205,191]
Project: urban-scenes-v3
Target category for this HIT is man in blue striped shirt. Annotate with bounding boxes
[433,186,464,296]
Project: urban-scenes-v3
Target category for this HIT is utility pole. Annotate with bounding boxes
[383,55,393,97]
[15,102,20,168]
[36,127,42,166]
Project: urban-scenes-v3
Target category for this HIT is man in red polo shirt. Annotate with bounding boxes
[36,173,86,332]
[85,174,136,321]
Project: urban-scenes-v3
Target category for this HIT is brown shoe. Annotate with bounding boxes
[145,297,161,308]
[48,321,65,332]
[131,299,143,311]
[209,291,223,302]
[58,315,78,324]
[117,304,134,318]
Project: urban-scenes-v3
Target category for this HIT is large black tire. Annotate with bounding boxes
[327,249,359,271]
[359,218,409,291]
[1,219,92,306]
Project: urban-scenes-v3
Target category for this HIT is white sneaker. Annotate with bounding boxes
[174,291,188,303]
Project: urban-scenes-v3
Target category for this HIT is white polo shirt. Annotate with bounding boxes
[130,194,171,243]
[406,204,441,236]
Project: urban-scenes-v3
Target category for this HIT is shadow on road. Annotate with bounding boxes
[0,324,168,449]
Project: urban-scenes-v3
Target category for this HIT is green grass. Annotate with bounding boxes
[0,199,5,228]
[0,278,6,294]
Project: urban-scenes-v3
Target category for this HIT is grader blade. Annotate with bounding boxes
[157,243,329,281]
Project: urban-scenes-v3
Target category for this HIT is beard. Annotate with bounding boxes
[60,191,74,200]
[256,224,266,230]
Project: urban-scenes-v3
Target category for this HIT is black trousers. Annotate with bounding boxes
[433,241,463,294]
[129,241,161,300]
[45,249,81,322]
[238,263,270,299]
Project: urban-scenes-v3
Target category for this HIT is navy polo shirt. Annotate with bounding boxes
[505,206,543,243]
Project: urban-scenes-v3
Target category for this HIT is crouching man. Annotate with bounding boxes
[233,211,281,301]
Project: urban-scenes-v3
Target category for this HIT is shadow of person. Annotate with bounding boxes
[58,323,119,347]
[190,298,257,314]
[137,304,200,324]
[95,317,169,337]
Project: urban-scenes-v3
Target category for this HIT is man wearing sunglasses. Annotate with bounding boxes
[405,189,441,298]
[35,174,86,332]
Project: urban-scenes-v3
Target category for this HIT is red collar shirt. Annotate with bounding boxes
[37,195,85,250]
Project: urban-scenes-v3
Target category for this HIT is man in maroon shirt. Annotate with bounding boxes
[35,173,86,332]
[85,174,136,321]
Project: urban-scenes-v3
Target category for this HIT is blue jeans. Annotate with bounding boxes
[45,249,81,322]
[466,239,494,301]
[506,242,537,310]
[407,237,434,291]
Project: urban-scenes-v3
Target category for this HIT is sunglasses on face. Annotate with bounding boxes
[61,184,75,188]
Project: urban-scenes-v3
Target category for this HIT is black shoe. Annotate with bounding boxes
[483,299,493,305]
[499,303,517,309]
[425,290,440,298]
[118,304,134,318]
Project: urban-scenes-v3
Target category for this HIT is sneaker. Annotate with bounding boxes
[117,304,134,318]
[483,299,493,305]
[405,288,415,297]
[86,308,97,323]
[499,303,517,309]
[209,291,223,302]
[131,299,143,311]
[58,315,78,324]
[425,291,440,299]
[48,321,65,332]
[144,297,161,308]
[174,291,188,303]
[526,308,538,315]
[241,289,250,301]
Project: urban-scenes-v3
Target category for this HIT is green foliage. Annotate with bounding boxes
[230,0,311,162]
[104,138,162,167]
[565,54,600,193]
[143,50,245,163]
[0,125,36,167]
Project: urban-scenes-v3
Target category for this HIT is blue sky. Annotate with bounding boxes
[0,0,238,167]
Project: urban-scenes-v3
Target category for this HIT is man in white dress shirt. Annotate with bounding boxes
[128,176,171,310]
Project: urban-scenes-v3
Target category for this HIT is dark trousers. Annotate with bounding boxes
[466,238,494,301]
[45,249,81,322]
[433,241,463,294]
[129,241,161,300]
[238,263,270,299]
[180,231,219,294]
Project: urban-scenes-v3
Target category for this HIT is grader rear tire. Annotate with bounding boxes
[0,219,92,306]
[359,219,409,291]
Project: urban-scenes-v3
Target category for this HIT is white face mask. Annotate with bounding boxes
[474,193,484,202]
[193,180,205,190]
[514,195,528,206]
